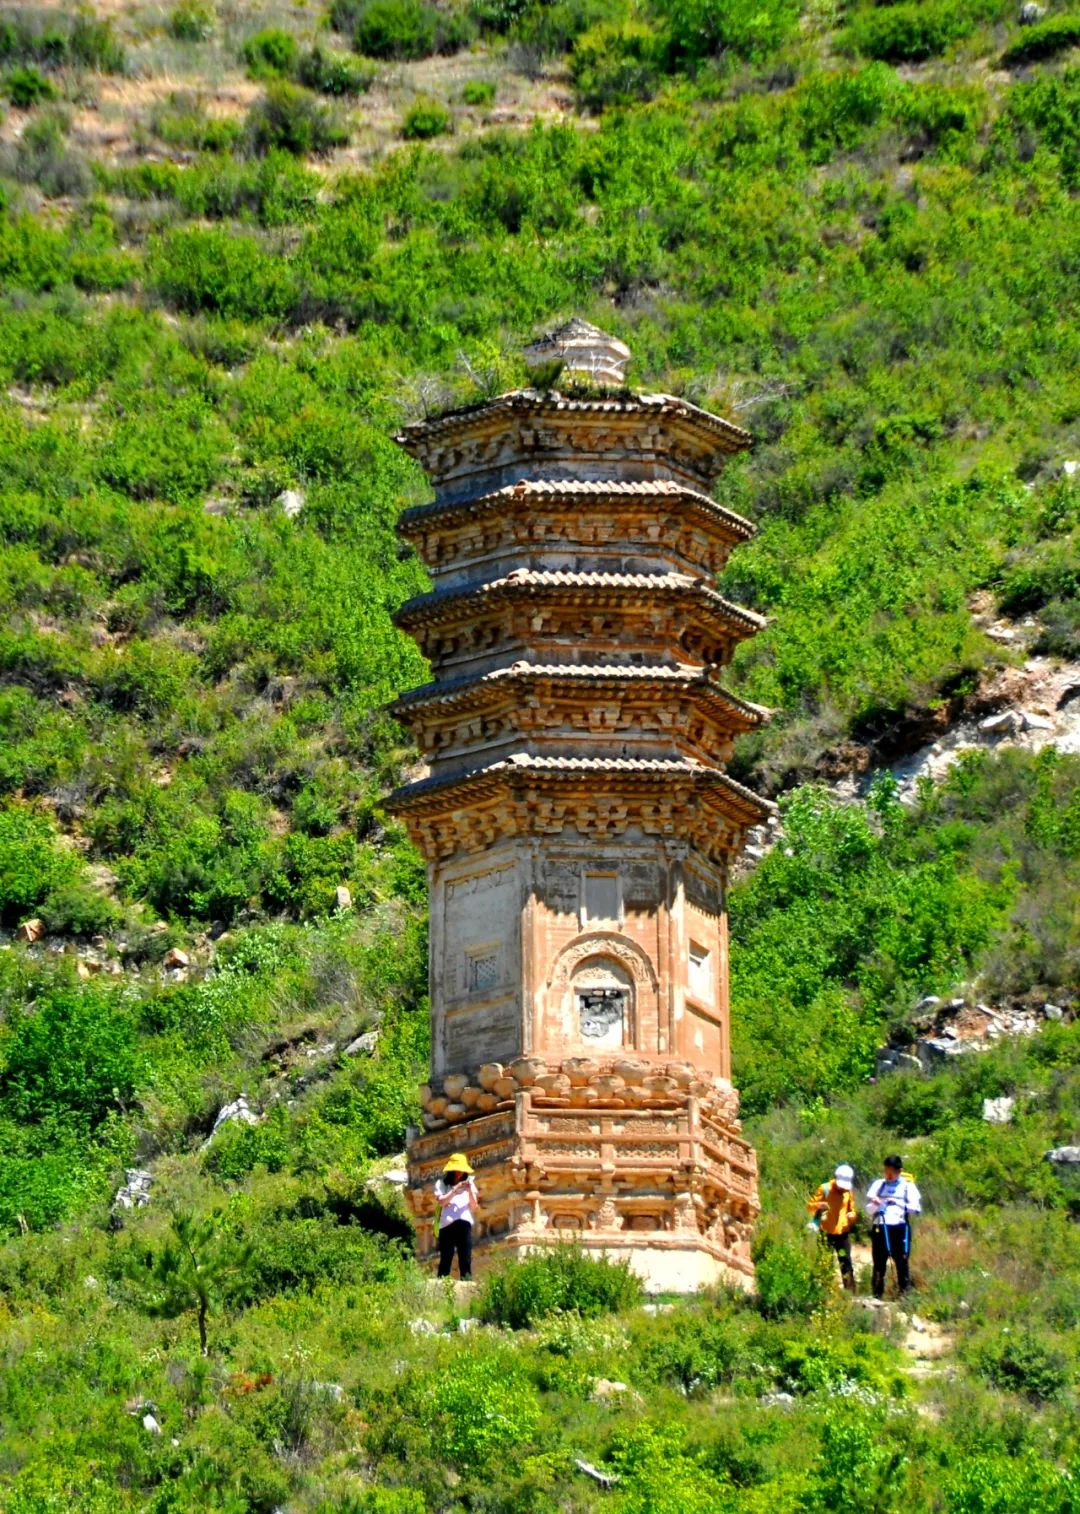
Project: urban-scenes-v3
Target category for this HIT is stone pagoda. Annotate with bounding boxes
[388,319,771,1290]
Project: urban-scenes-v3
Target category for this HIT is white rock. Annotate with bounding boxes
[278,489,305,519]
[980,711,1019,734]
[1019,2,1045,21]
[1046,1146,1080,1165]
[1062,460,1079,477]
[915,995,941,1011]
[206,1096,259,1142]
[344,1030,379,1057]
[982,1096,1015,1125]
[409,1318,440,1335]
[761,1391,796,1408]
[381,1168,409,1185]
[334,885,352,910]
[162,947,189,969]
[142,1414,162,1435]
[1043,1004,1064,1021]
[1021,711,1053,731]
[113,1169,153,1211]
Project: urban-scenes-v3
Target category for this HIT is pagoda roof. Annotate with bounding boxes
[397,476,755,543]
[394,569,766,637]
[394,389,751,460]
[389,752,773,828]
[392,662,769,731]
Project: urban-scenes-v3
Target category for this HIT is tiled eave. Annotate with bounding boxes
[394,569,766,638]
[391,663,770,732]
[393,384,751,454]
[397,477,755,545]
[388,753,774,828]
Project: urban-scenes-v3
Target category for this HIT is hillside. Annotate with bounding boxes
[1,0,1080,1507]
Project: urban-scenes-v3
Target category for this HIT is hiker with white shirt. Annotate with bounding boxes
[434,1153,479,1280]
[866,1154,921,1298]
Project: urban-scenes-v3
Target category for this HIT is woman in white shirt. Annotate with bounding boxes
[434,1153,479,1280]
[866,1153,921,1299]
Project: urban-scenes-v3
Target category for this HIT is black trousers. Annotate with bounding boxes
[437,1219,473,1280]
[825,1232,854,1282]
[871,1223,911,1297]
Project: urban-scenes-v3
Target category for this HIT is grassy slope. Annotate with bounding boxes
[0,0,1079,1507]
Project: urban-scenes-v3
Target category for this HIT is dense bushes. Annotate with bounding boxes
[479,1244,642,1326]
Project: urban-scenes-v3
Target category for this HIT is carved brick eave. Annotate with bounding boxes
[392,664,770,733]
[398,478,755,550]
[387,760,773,864]
[394,571,765,644]
[394,391,751,493]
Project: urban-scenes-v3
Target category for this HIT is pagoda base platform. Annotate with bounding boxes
[404,1057,758,1293]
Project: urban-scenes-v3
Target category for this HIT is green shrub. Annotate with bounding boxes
[640,1308,741,1395]
[571,20,661,109]
[168,0,215,42]
[1001,16,1080,68]
[150,225,297,319]
[297,44,374,95]
[353,0,473,58]
[0,110,93,197]
[38,880,120,938]
[972,1329,1072,1403]
[0,804,79,923]
[242,27,300,79]
[245,82,348,156]
[461,77,495,106]
[401,96,452,139]
[753,1233,834,1320]
[417,1350,540,1468]
[5,66,57,108]
[151,92,241,151]
[0,983,141,1128]
[841,2,973,64]
[656,0,799,67]
[479,1244,642,1327]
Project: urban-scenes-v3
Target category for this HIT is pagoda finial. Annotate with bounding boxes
[523,317,631,388]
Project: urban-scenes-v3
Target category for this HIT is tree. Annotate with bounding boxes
[125,1208,252,1356]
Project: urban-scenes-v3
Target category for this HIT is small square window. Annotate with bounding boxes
[689,941,712,1002]
[469,951,498,992]
[584,872,619,924]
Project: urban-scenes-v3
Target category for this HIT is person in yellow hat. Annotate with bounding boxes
[434,1154,479,1280]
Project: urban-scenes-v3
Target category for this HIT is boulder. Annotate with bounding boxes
[334,885,353,910]
[1045,1146,1080,1166]
[1021,711,1053,732]
[209,1095,258,1135]
[1043,1003,1064,1021]
[916,1038,973,1072]
[344,1030,379,1057]
[1019,0,1046,20]
[16,918,44,944]
[982,1097,1015,1125]
[113,1168,153,1212]
[613,1057,649,1085]
[163,947,190,969]
[979,711,1020,735]
[278,488,305,519]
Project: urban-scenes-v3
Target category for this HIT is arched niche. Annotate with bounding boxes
[546,932,658,1053]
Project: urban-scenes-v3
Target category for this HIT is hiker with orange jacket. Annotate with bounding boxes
[807,1164,859,1293]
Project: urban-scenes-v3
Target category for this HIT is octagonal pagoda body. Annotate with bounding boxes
[389,324,771,1290]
